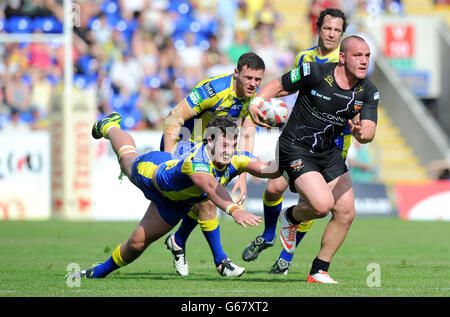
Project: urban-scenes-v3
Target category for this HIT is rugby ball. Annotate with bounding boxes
[260,98,289,128]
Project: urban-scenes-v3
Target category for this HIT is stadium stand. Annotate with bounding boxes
[0,0,448,186]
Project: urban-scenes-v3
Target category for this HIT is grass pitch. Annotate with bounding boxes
[0,218,449,298]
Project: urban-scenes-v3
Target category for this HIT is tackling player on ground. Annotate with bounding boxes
[65,115,280,279]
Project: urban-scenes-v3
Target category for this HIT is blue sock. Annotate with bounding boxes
[261,199,282,242]
[174,213,198,249]
[92,256,119,278]
[279,231,307,262]
[199,217,227,266]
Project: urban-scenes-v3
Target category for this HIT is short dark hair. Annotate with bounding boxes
[316,8,347,34]
[204,116,238,141]
[237,52,265,72]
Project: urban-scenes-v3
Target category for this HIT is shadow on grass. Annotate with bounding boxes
[110,271,307,283]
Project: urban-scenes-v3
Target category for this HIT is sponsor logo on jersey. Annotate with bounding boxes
[290,67,301,83]
[203,82,216,97]
[312,107,347,126]
[374,91,379,100]
[189,89,203,105]
[193,162,210,173]
[354,85,364,95]
[303,63,311,76]
[324,75,333,87]
[354,100,363,111]
[290,159,303,172]
[311,90,330,100]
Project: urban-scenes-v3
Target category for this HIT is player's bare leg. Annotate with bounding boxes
[120,202,173,263]
[316,172,355,262]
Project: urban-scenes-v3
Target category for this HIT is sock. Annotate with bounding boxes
[174,211,198,249]
[102,122,120,138]
[279,231,307,262]
[310,256,330,275]
[261,193,282,242]
[92,244,127,278]
[285,205,301,225]
[198,217,227,266]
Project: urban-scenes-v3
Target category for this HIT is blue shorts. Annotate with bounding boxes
[131,151,193,226]
[159,135,195,159]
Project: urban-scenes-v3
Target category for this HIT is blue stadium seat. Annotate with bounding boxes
[110,93,125,111]
[102,0,120,17]
[33,16,63,33]
[121,108,142,130]
[5,16,34,33]
[74,74,96,90]
[143,76,162,89]
[77,55,97,75]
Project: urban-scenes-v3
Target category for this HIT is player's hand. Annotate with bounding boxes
[232,209,262,228]
[249,97,272,128]
[348,119,362,138]
[231,177,247,205]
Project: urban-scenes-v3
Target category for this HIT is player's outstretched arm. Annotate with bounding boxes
[245,159,281,179]
[163,99,197,153]
[190,172,262,228]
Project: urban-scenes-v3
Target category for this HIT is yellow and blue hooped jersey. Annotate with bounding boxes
[132,142,256,225]
[293,45,340,68]
[293,45,352,159]
[182,73,254,144]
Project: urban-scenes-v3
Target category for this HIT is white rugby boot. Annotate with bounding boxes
[165,233,189,276]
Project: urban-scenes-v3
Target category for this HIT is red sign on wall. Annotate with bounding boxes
[395,181,450,220]
[384,24,414,58]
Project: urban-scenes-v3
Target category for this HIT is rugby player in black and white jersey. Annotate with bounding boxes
[248,35,379,283]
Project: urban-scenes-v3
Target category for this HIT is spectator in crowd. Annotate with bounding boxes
[428,160,450,180]
[0,0,298,131]
[110,50,143,95]
[2,108,30,132]
[5,68,31,113]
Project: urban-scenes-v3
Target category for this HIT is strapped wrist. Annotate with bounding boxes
[225,203,241,216]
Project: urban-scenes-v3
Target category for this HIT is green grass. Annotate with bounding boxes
[0,218,449,297]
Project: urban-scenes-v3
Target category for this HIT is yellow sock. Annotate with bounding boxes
[198,216,219,232]
[298,220,314,232]
[102,122,121,139]
[112,244,128,267]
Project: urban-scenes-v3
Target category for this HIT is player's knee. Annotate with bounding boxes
[311,199,334,218]
[198,202,217,219]
[332,202,355,228]
[126,237,147,255]
[265,179,287,201]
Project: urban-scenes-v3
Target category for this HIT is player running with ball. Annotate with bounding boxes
[248,35,379,283]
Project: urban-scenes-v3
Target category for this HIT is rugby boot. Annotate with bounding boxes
[242,235,275,262]
[92,112,122,139]
[165,233,189,276]
[216,258,245,277]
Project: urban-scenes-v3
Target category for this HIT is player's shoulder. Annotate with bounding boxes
[196,73,233,95]
[362,77,379,97]
[182,143,212,173]
[293,46,318,66]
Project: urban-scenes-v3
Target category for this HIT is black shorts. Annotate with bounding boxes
[277,137,348,193]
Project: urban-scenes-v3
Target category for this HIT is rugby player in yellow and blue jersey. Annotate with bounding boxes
[66,115,280,279]
[242,8,352,275]
[161,53,265,276]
